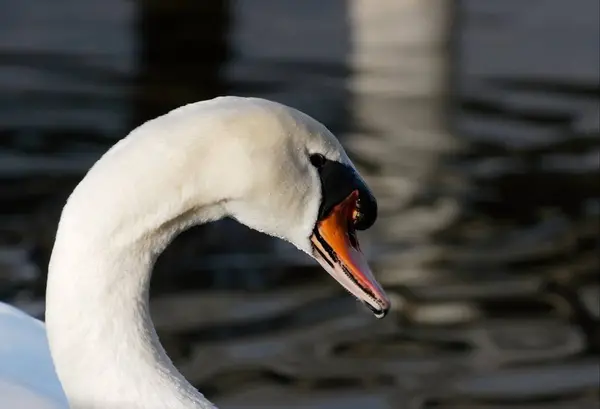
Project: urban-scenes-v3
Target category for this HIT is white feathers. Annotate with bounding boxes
[1,97,355,409]
[0,303,67,409]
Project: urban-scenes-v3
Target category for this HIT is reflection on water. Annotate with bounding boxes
[1,0,598,408]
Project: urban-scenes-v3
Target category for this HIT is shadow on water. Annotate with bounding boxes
[0,0,599,408]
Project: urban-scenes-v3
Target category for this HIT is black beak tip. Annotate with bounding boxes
[364,302,389,319]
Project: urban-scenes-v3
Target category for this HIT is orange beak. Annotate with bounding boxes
[310,190,390,318]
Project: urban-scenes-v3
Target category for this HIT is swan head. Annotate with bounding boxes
[69,96,390,318]
[206,98,390,317]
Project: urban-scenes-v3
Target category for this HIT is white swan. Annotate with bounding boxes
[0,96,390,409]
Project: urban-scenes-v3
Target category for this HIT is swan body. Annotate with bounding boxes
[0,96,389,408]
[0,303,67,408]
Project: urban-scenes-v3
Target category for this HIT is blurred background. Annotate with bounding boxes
[0,0,598,408]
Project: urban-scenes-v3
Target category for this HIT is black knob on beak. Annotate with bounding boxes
[315,159,377,230]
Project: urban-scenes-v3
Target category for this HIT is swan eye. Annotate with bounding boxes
[309,153,326,169]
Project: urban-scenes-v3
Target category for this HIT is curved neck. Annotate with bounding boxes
[45,204,220,409]
[43,110,242,409]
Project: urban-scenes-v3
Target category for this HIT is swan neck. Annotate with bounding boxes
[45,213,217,409]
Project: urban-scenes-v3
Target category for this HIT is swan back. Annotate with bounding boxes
[0,302,67,408]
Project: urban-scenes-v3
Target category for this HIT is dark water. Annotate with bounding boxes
[1,1,598,408]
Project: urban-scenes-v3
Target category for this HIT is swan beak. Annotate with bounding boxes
[310,191,390,318]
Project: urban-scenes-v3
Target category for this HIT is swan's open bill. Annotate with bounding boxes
[311,190,390,318]
[307,152,389,317]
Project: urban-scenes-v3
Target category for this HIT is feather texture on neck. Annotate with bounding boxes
[45,96,349,408]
